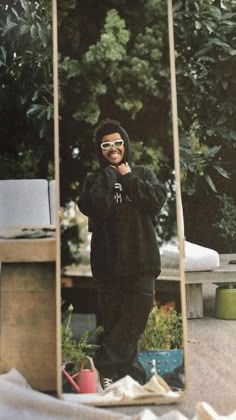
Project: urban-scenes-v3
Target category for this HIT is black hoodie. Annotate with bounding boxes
[78,123,166,279]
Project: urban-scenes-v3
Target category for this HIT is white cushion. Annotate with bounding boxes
[184,241,219,272]
[160,238,220,272]
[0,179,50,226]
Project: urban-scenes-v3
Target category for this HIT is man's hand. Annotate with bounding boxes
[117,162,131,175]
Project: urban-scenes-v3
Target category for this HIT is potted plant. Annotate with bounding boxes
[138,303,184,386]
[61,304,102,392]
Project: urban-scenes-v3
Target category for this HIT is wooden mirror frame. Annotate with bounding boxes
[53,0,187,403]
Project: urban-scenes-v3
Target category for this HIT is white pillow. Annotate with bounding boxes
[160,238,220,272]
[184,241,219,272]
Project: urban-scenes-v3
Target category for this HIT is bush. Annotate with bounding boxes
[138,304,183,351]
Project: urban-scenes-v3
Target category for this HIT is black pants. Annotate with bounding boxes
[93,273,155,384]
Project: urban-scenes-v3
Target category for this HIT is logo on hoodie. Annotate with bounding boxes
[113,183,132,204]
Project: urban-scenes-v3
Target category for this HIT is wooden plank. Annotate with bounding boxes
[0,225,55,238]
[1,263,55,292]
[0,262,57,391]
[0,237,56,262]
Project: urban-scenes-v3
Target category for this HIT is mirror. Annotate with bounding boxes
[58,0,186,405]
[0,0,58,393]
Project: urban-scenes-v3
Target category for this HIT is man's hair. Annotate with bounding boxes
[94,119,123,143]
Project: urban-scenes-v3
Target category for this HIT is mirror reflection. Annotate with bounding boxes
[58,0,185,402]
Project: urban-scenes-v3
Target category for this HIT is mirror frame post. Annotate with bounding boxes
[52,0,62,397]
[167,0,188,389]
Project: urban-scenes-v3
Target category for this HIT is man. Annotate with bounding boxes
[78,119,166,388]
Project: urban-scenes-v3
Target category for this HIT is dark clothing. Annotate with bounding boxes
[78,165,166,279]
[78,124,166,384]
[94,274,154,383]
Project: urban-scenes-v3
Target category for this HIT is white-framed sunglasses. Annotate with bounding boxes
[100,139,124,150]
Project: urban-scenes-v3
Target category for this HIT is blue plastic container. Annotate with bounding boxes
[138,349,183,381]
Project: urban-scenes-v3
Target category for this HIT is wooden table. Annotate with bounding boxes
[0,234,57,392]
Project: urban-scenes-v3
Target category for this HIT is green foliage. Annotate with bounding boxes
[175,1,236,155]
[180,129,230,195]
[212,194,236,252]
[61,304,102,372]
[0,0,53,128]
[84,9,130,65]
[61,324,87,373]
[131,141,165,173]
[0,146,41,179]
[0,0,54,178]
[138,305,184,351]
[174,1,236,250]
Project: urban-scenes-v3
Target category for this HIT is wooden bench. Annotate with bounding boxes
[62,254,236,319]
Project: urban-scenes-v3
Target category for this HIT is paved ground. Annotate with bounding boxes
[108,283,236,418]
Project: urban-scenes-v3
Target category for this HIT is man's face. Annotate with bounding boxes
[101,132,125,166]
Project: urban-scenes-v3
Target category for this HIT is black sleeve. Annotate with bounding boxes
[78,166,117,220]
[119,168,166,213]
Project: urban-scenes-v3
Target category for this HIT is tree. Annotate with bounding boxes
[0,0,54,179]
[174,0,236,251]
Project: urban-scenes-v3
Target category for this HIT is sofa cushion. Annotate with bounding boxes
[0,179,50,226]
[184,241,219,272]
[160,239,220,272]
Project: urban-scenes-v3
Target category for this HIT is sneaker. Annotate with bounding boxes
[162,364,185,391]
[103,377,114,389]
[99,374,114,390]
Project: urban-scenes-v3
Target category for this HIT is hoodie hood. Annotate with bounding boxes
[94,119,132,169]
